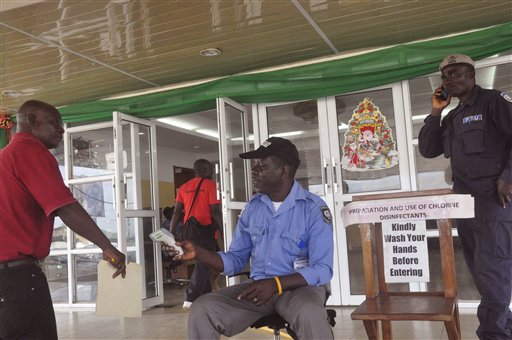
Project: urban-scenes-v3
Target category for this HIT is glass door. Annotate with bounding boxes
[325,84,412,305]
[255,99,342,305]
[216,98,251,286]
[50,122,117,306]
[113,111,162,309]
[255,85,411,306]
[52,113,162,308]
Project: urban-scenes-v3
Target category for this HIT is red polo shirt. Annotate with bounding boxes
[176,177,220,226]
[0,133,77,261]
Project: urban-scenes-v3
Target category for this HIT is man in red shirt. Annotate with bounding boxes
[169,159,222,309]
[0,100,126,339]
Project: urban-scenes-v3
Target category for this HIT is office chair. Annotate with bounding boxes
[250,308,336,340]
[233,272,337,340]
[162,257,189,288]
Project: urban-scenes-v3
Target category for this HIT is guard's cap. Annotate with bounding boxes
[239,137,301,169]
[439,54,475,71]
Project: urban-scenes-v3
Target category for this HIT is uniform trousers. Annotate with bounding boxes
[0,263,57,340]
[188,281,333,340]
[457,216,512,340]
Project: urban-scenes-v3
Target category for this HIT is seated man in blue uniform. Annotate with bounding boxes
[166,137,334,340]
[418,54,512,340]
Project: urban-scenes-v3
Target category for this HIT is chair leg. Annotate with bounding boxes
[362,320,379,340]
[273,327,280,340]
[382,320,392,340]
[444,320,461,340]
[454,304,461,336]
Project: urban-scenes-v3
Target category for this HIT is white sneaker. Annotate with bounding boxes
[182,301,192,310]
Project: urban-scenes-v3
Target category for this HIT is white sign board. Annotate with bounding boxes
[382,220,429,283]
[341,194,474,226]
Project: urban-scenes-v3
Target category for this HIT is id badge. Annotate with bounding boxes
[294,258,309,270]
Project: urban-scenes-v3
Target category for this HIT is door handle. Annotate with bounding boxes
[323,158,330,194]
[229,162,234,200]
[332,157,338,193]
[215,163,221,200]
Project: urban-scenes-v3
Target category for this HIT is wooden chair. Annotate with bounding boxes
[350,189,461,340]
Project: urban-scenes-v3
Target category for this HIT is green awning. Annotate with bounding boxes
[57,22,511,124]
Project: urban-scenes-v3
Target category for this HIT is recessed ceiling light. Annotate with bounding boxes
[199,48,222,57]
[2,90,23,98]
[2,87,41,98]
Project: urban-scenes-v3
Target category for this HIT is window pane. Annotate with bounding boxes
[74,254,101,303]
[70,128,114,178]
[70,181,117,248]
[45,255,68,303]
[409,63,511,139]
[266,100,323,195]
[414,146,451,191]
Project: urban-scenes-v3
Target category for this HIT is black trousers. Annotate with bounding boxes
[186,260,212,302]
[0,264,57,340]
[457,217,512,340]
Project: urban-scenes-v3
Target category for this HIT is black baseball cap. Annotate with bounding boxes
[239,137,301,169]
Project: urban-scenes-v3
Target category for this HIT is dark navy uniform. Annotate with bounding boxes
[419,85,512,340]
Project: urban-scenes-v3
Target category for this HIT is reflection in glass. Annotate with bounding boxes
[346,223,409,295]
[424,235,479,300]
[336,89,400,194]
[51,217,67,250]
[74,254,101,302]
[122,122,154,210]
[224,104,248,202]
[127,217,157,299]
[414,146,451,191]
[70,181,117,248]
[45,255,68,303]
[229,209,242,236]
[266,100,323,196]
[50,140,65,167]
[70,127,114,178]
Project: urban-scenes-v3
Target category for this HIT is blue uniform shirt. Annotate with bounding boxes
[219,181,334,286]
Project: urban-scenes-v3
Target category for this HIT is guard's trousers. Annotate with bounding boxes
[188,281,334,340]
[457,216,512,340]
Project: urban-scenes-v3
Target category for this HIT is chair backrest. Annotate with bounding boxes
[352,189,457,299]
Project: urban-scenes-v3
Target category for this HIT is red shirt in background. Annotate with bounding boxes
[0,133,77,261]
[176,177,220,226]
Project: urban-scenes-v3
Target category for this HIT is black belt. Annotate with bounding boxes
[0,258,38,269]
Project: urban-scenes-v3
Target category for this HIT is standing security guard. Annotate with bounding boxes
[418,54,512,340]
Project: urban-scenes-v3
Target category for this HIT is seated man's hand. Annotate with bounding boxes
[162,240,196,261]
[237,278,277,306]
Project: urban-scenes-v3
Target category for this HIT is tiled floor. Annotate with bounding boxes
[55,283,480,340]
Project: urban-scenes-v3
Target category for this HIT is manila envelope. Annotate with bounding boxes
[95,260,142,317]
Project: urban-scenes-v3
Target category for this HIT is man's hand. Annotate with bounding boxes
[163,240,196,261]
[237,279,277,306]
[103,246,126,278]
[497,179,512,208]
[430,86,451,117]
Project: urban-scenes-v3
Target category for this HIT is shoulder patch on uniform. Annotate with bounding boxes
[501,92,512,103]
[320,206,332,224]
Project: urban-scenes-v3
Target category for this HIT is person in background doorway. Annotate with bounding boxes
[161,206,175,231]
[167,137,334,340]
[0,100,126,340]
[169,159,222,309]
[418,54,512,340]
